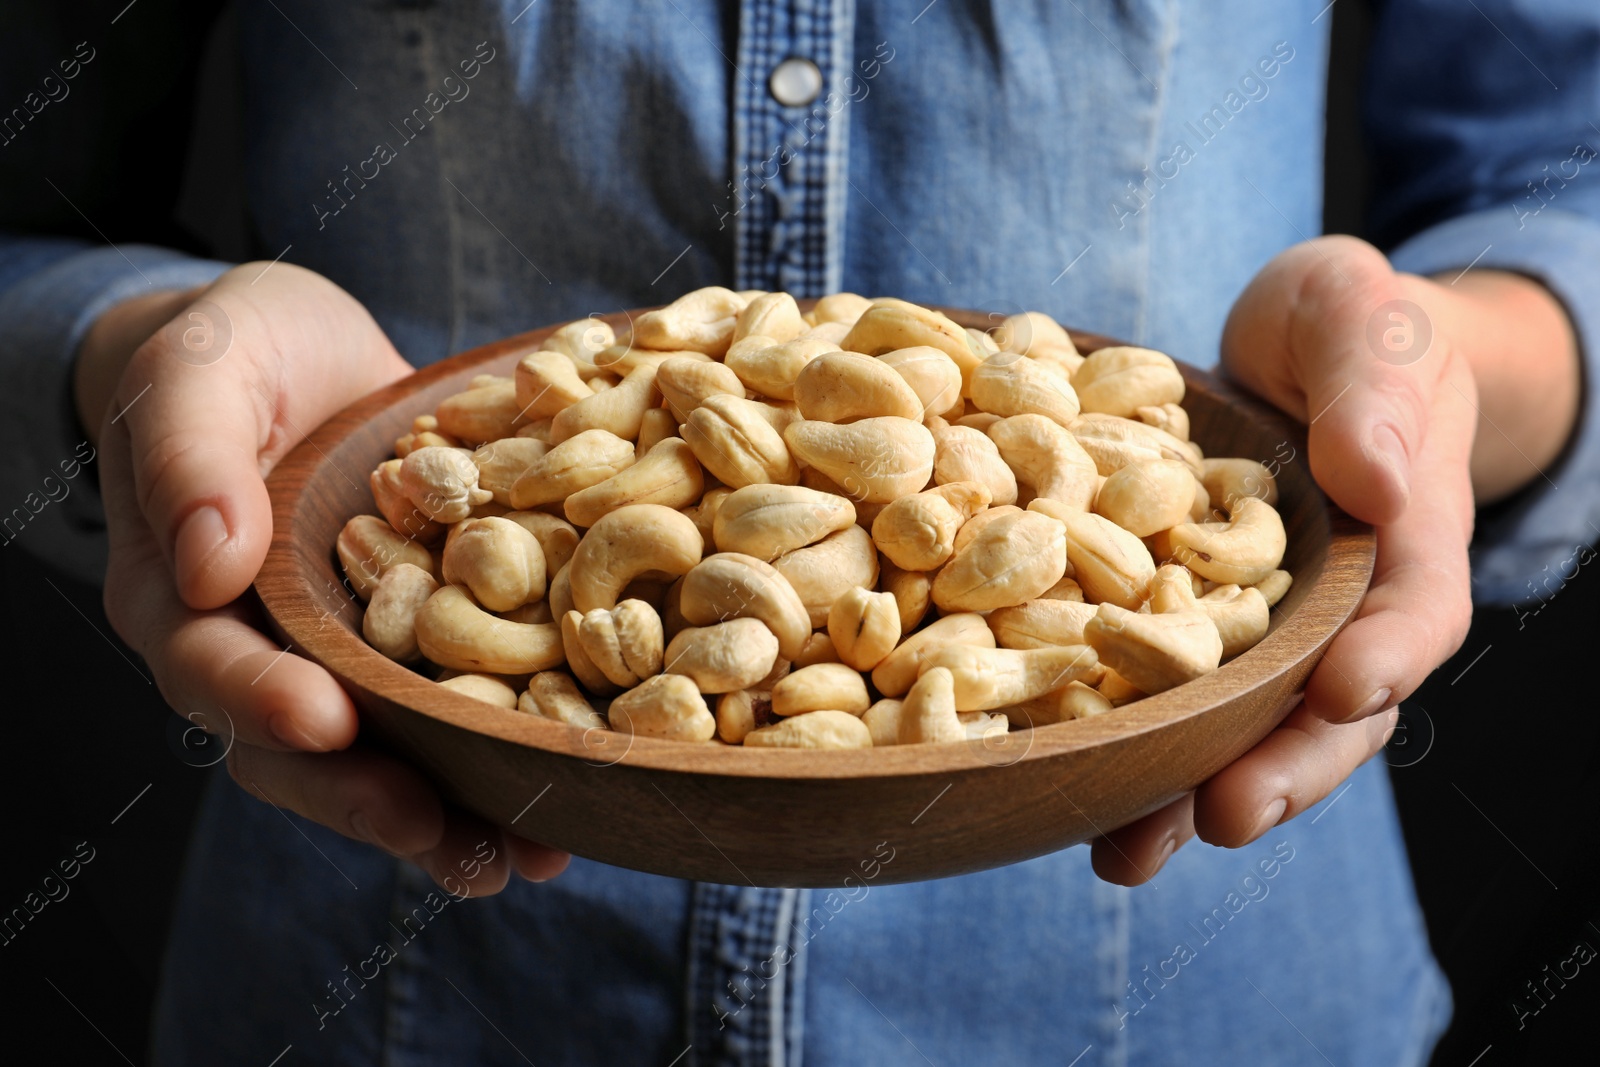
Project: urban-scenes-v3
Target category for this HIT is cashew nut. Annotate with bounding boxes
[563,438,705,528]
[508,428,636,510]
[1092,458,1197,537]
[926,416,1019,506]
[744,709,872,749]
[1166,496,1287,586]
[897,666,965,745]
[1070,346,1185,418]
[1031,500,1156,610]
[678,552,811,661]
[715,688,773,743]
[771,662,871,716]
[827,586,902,671]
[362,563,439,661]
[724,336,838,400]
[656,357,746,423]
[1200,457,1279,514]
[986,598,1099,650]
[782,417,935,504]
[337,514,436,600]
[414,586,565,674]
[633,286,749,357]
[794,351,925,423]
[441,516,547,612]
[435,380,524,445]
[680,486,733,551]
[515,349,595,420]
[792,631,841,669]
[841,299,983,390]
[878,558,933,634]
[712,484,856,561]
[1252,569,1293,608]
[1059,680,1115,720]
[862,698,904,746]
[566,503,704,614]
[1071,413,1203,475]
[608,673,717,741]
[472,437,550,506]
[518,670,607,729]
[878,346,963,417]
[1083,603,1222,695]
[871,612,995,697]
[500,511,580,576]
[733,291,807,344]
[549,364,661,445]
[681,394,800,488]
[568,599,664,687]
[969,352,1081,427]
[771,524,880,627]
[1134,402,1189,441]
[399,446,494,523]
[869,481,990,573]
[918,644,1100,711]
[637,406,678,453]
[663,618,780,693]
[987,414,1098,508]
[931,507,1067,613]
[808,291,874,325]
[436,672,520,708]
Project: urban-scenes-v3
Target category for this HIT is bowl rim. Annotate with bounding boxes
[257,310,1375,782]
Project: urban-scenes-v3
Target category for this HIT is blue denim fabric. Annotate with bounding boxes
[5,1,1599,601]
[15,0,1600,1062]
[156,759,1446,1065]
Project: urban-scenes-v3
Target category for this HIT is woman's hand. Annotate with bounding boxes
[87,262,570,892]
[1091,235,1578,882]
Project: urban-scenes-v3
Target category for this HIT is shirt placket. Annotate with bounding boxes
[687,883,812,1067]
[731,0,855,297]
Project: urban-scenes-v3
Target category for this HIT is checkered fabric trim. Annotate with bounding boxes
[688,883,812,1067]
[731,0,856,296]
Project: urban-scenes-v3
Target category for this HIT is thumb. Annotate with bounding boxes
[112,262,410,610]
[1221,236,1445,527]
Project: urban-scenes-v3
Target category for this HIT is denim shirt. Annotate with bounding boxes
[5,1,1600,1063]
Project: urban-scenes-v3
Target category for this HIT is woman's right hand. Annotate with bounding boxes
[87,261,570,892]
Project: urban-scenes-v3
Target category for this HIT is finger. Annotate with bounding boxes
[228,742,446,858]
[112,263,410,611]
[116,334,274,611]
[506,835,573,882]
[1090,792,1196,887]
[1303,360,1478,722]
[1193,703,1400,848]
[101,416,360,752]
[417,816,515,898]
[1221,236,1452,527]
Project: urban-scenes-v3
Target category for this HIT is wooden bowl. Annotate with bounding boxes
[256,308,1373,887]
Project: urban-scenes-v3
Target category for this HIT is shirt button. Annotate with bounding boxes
[769,57,823,108]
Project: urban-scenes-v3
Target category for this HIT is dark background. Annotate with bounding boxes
[2,1,1596,1063]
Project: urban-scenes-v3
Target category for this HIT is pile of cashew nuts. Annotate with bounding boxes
[337,289,1292,749]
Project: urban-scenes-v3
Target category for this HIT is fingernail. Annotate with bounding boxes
[175,505,228,576]
[268,708,340,752]
[1336,686,1392,725]
[1376,707,1402,748]
[1249,798,1288,841]
[1152,835,1178,873]
[1366,427,1411,502]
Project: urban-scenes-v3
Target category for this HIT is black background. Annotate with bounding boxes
[2,1,1596,1063]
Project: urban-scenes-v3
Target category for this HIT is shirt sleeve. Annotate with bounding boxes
[1364,0,1600,608]
[0,240,230,584]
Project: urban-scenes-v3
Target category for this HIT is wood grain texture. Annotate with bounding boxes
[255,308,1374,887]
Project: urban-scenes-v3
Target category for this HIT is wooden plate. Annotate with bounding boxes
[255,308,1373,887]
